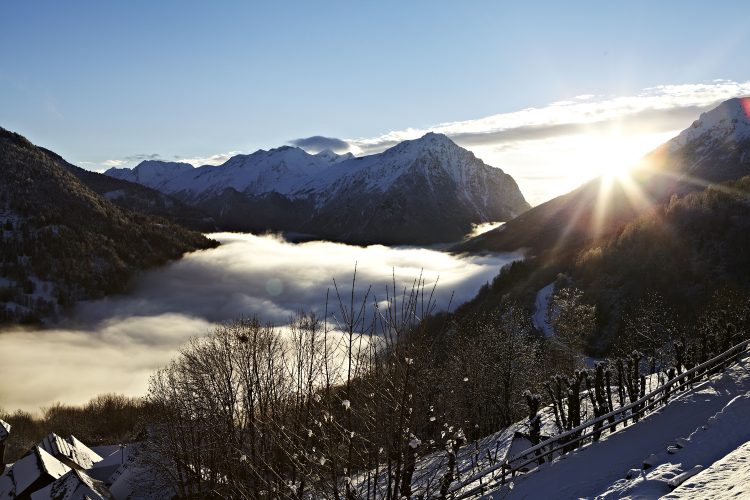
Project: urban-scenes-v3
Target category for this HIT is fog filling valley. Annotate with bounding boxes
[0,232,519,413]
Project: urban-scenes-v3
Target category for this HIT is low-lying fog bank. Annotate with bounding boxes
[0,232,519,413]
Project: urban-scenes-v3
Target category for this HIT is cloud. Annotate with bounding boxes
[345,81,750,156]
[81,80,750,203]
[334,80,750,205]
[0,233,518,413]
[101,159,126,168]
[122,153,162,162]
[0,315,212,413]
[80,151,236,173]
[175,151,241,166]
[289,135,352,153]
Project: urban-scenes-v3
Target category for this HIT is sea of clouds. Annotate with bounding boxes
[0,233,518,413]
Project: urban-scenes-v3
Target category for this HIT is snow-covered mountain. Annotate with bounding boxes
[461,96,750,253]
[664,96,750,185]
[105,133,530,244]
[106,160,194,190]
[670,97,750,151]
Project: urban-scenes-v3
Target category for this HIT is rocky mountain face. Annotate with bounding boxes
[0,128,217,324]
[460,97,750,254]
[106,133,530,245]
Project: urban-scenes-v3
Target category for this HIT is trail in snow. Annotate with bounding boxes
[532,282,555,338]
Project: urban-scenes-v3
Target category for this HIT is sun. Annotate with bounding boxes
[577,128,641,183]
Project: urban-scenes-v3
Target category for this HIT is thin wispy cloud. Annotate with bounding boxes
[123,153,162,162]
[345,80,750,155]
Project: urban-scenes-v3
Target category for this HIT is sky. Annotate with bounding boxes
[0,233,518,412]
[2,1,750,204]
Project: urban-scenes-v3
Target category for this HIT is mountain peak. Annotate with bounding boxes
[314,149,355,163]
[411,132,457,147]
[382,132,462,160]
[105,160,194,190]
[135,160,194,171]
[671,97,750,149]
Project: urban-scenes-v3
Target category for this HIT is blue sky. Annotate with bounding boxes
[2,1,749,203]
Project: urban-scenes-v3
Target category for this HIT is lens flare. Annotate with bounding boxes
[741,97,750,119]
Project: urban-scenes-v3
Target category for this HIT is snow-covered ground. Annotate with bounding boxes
[352,369,672,497]
[478,354,750,499]
[665,440,750,499]
[532,282,555,338]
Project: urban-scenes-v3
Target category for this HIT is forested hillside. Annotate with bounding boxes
[0,128,217,323]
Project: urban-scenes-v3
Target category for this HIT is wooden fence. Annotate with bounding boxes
[450,339,750,499]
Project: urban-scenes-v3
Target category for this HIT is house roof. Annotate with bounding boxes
[0,446,71,498]
[31,468,114,500]
[39,432,103,470]
[0,419,10,444]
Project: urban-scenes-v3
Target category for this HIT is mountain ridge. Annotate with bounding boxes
[0,127,217,323]
[458,97,750,254]
[104,133,530,244]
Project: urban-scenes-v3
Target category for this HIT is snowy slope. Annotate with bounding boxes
[104,133,530,244]
[532,282,555,338]
[665,439,750,499]
[476,354,750,499]
[669,97,750,152]
[157,146,353,200]
[304,133,516,208]
[106,160,194,190]
[352,370,675,498]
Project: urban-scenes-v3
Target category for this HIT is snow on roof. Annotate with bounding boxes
[69,435,104,463]
[90,445,122,459]
[88,444,129,484]
[0,419,10,444]
[31,469,113,500]
[39,432,103,470]
[1,446,71,498]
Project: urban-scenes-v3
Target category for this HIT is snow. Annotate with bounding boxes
[31,469,112,500]
[39,432,103,470]
[0,419,9,444]
[105,160,194,190]
[478,354,750,499]
[670,97,750,151]
[665,440,750,499]
[307,132,494,198]
[532,282,555,338]
[103,133,514,220]
[111,146,354,201]
[1,447,71,498]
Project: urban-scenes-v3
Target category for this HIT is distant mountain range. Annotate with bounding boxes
[0,128,217,324]
[106,133,530,244]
